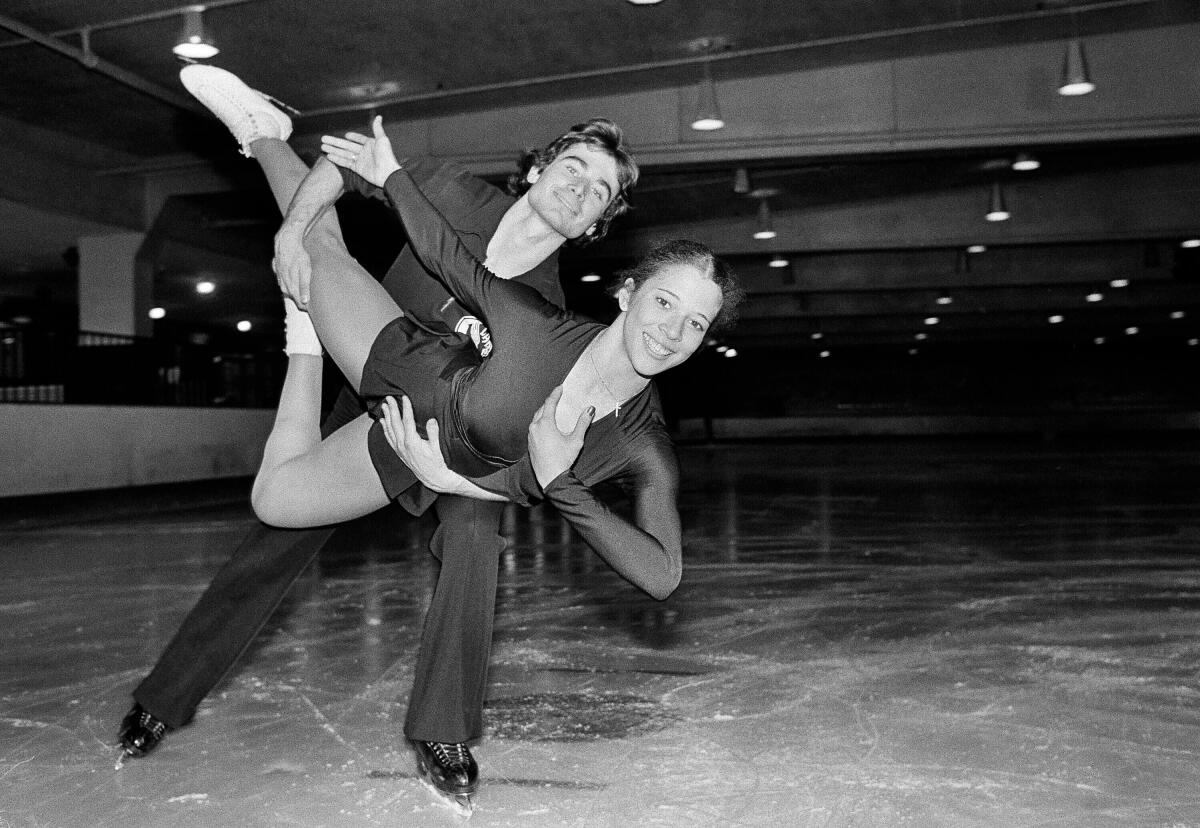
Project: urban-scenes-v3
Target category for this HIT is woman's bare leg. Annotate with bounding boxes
[248,137,401,392]
[303,220,403,391]
[249,137,310,214]
[251,353,390,528]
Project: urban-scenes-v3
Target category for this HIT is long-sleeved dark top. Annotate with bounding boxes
[360,167,682,599]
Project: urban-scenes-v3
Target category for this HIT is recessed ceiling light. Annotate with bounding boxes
[924,317,939,326]
[819,350,831,358]
[1181,239,1200,249]
[723,348,738,358]
[196,280,216,295]
[915,332,928,341]
[967,244,987,254]
[148,307,166,320]
[1170,310,1186,320]
[237,320,252,332]
[581,273,601,283]
[1110,279,1129,288]
[1086,292,1103,303]
[1125,326,1139,335]
[810,332,823,340]
[716,345,728,353]
[1094,336,1106,345]
[1049,314,1064,324]
[768,255,789,268]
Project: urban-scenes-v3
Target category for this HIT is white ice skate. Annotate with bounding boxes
[179,64,293,157]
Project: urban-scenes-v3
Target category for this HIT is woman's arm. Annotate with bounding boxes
[542,437,683,601]
[323,117,538,321]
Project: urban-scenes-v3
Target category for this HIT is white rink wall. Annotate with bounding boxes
[0,405,273,497]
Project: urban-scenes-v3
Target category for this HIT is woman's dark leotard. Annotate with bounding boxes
[359,169,683,599]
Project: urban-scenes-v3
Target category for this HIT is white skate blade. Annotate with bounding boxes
[416,773,475,817]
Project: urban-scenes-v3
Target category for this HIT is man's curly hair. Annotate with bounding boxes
[507,118,638,246]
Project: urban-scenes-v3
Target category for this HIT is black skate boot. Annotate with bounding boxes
[412,740,478,814]
[115,703,169,768]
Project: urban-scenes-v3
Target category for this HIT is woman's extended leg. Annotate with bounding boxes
[246,137,401,389]
[179,66,408,395]
[250,349,390,528]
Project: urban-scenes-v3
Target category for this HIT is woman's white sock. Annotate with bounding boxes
[283,296,323,356]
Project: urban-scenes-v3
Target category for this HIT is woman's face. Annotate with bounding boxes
[618,262,724,377]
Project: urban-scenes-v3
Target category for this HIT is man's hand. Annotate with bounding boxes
[380,395,462,493]
[528,386,594,489]
[321,115,402,188]
[273,225,312,308]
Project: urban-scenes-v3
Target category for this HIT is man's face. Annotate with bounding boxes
[525,142,621,240]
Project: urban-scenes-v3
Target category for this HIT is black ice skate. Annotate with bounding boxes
[115,703,169,768]
[412,739,478,815]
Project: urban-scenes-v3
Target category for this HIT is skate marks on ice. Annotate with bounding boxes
[486,692,680,742]
[367,767,605,791]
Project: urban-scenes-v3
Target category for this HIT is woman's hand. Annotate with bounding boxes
[380,395,463,494]
[528,386,594,489]
[321,116,402,188]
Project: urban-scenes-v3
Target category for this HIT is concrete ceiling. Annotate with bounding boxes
[2,0,1200,352]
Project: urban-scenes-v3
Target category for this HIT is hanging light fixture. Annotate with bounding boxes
[985,182,1010,222]
[1058,38,1095,96]
[691,60,724,131]
[174,5,219,60]
[752,199,776,240]
[733,167,751,194]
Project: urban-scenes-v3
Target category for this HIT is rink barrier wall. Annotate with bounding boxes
[675,411,1200,441]
[3,406,1198,498]
[1,404,273,497]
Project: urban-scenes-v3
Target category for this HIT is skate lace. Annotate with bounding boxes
[263,92,301,117]
[139,711,167,740]
[429,741,471,770]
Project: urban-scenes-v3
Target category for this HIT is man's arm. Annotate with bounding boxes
[379,387,593,505]
[273,158,346,308]
[379,396,507,502]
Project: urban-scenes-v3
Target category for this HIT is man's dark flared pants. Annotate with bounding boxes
[132,389,506,745]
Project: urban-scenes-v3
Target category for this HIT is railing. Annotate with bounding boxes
[0,326,284,408]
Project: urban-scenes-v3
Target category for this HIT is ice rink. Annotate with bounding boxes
[3,438,1200,827]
